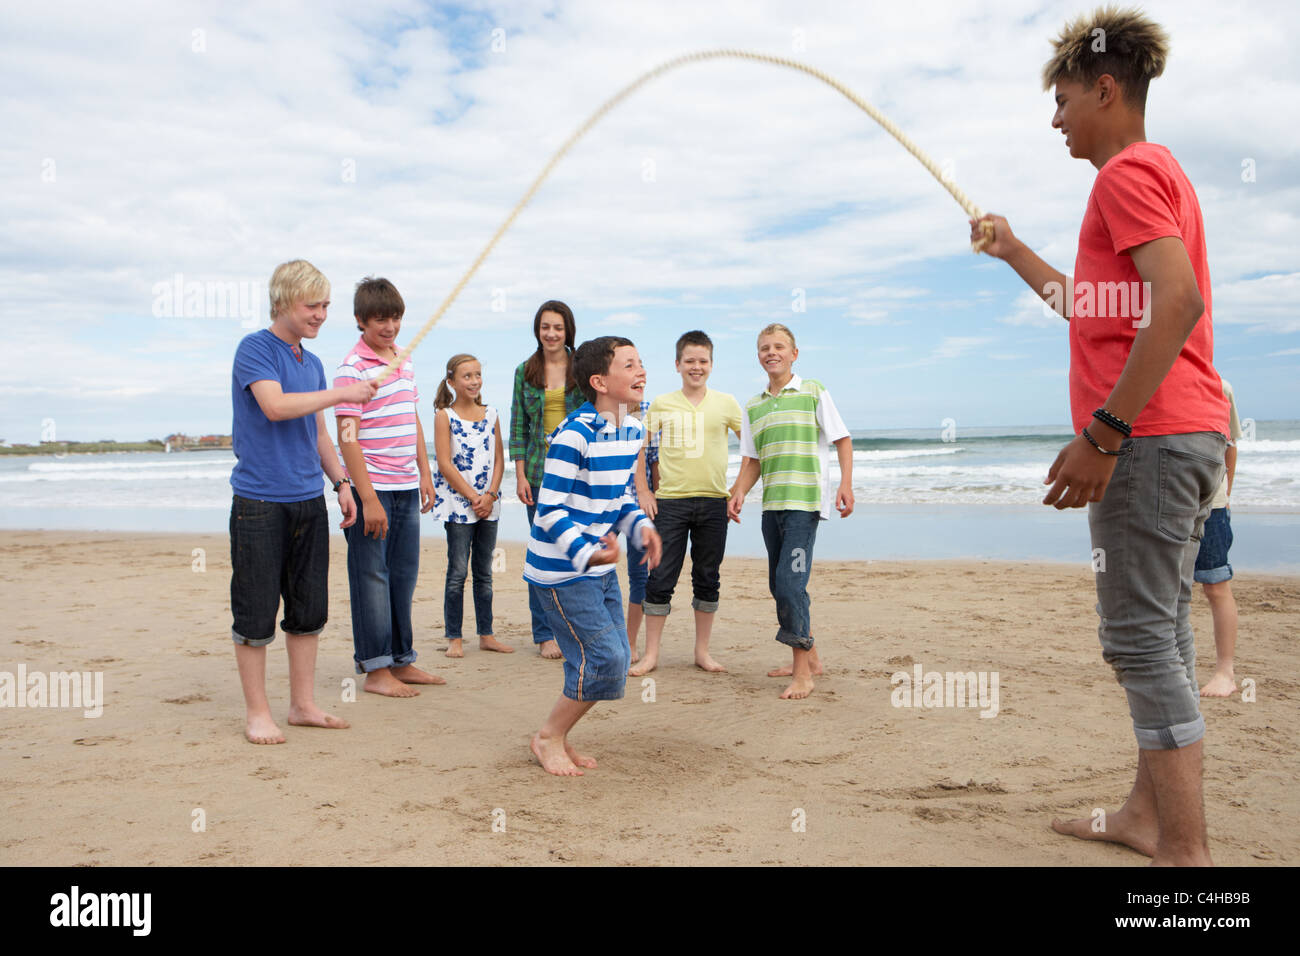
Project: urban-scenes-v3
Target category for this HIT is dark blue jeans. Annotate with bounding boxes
[761,509,820,650]
[445,519,497,639]
[525,483,554,644]
[644,497,728,615]
[230,494,329,645]
[343,490,420,673]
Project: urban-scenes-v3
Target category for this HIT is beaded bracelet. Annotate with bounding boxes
[1092,407,1132,437]
[1081,427,1124,456]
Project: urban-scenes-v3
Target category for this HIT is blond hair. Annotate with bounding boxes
[757,323,796,349]
[269,259,330,318]
[1042,6,1169,111]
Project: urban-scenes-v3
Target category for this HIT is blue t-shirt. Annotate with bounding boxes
[230,330,327,502]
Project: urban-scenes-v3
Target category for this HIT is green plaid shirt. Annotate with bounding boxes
[509,361,584,489]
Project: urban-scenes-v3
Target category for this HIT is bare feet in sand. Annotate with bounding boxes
[392,664,446,685]
[286,704,350,730]
[695,653,726,673]
[565,742,597,769]
[531,732,583,776]
[1200,671,1237,698]
[768,657,825,677]
[538,639,563,660]
[365,668,420,697]
[480,635,515,654]
[780,675,815,699]
[245,713,286,745]
[1050,805,1158,858]
[628,654,657,677]
[446,639,464,658]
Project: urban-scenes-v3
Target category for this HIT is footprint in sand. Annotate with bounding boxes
[162,694,211,704]
[251,766,288,780]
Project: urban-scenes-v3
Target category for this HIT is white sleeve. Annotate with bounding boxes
[738,402,758,458]
[815,387,850,443]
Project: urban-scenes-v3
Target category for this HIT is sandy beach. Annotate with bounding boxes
[1,530,1296,866]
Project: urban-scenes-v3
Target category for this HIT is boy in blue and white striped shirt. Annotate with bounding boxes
[526,336,662,777]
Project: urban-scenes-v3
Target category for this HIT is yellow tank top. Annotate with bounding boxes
[543,387,566,434]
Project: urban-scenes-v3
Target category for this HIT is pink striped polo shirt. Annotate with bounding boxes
[334,338,421,491]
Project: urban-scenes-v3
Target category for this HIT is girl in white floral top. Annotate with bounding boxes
[433,354,511,657]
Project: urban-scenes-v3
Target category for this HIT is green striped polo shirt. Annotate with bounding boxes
[742,376,843,514]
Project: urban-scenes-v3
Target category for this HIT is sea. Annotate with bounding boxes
[3,421,1298,572]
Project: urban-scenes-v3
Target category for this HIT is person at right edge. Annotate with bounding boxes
[973,7,1229,866]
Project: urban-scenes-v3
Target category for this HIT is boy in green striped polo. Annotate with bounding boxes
[728,323,854,699]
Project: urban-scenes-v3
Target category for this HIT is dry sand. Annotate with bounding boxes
[1,531,1295,866]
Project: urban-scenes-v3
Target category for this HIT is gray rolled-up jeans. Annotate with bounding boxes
[1089,431,1226,750]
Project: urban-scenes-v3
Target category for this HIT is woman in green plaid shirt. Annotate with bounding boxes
[510,300,584,658]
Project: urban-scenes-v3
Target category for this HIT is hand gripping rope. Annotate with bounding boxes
[376,48,994,380]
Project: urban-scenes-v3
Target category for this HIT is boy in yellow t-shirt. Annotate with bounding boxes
[629,331,742,675]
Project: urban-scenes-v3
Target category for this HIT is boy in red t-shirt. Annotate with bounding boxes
[973,8,1228,866]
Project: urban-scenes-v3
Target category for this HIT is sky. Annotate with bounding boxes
[2,0,1297,443]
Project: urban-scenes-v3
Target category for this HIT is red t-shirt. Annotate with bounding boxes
[1070,142,1228,437]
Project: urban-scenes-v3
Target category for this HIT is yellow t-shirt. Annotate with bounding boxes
[543,387,567,435]
[646,389,743,498]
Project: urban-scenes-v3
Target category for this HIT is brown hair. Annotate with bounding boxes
[354,276,405,330]
[522,300,577,391]
[434,353,485,409]
[573,336,634,404]
[1041,6,1169,112]
[675,330,714,362]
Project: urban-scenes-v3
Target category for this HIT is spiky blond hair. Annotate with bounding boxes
[1042,6,1169,111]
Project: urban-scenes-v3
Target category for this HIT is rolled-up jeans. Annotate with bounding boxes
[1089,431,1226,750]
[761,508,820,650]
[343,490,420,673]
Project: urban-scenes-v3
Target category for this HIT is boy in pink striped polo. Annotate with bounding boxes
[335,277,444,696]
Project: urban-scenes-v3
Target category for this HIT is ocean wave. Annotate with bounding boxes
[26,457,235,472]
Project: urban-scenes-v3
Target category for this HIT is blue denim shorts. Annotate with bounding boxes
[530,572,629,702]
[1193,507,1233,584]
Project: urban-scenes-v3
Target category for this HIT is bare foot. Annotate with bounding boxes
[245,713,286,745]
[446,639,464,658]
[531,732,582,776]
[538,639,563,660]
[1050,806,1158,857]
[364,669,420,697]
[565,741,597,769]
[695,654,726,673]
[629,644,640,664]
[628,655,657,677]
[287,705,350,729]
[479,635,515,654]
[768,660,825,677]
[1200,672,1237,698]
[780,675,815,699]
[391,664,446,685]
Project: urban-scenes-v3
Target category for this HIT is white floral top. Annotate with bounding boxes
[433,405,501,523]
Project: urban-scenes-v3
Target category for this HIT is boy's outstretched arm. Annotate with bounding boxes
[1043,236,1206,510]
[727,457,760,523]
[972,214,1070,320]
[833,436,855,517]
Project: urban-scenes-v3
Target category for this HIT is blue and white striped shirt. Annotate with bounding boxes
[523,402,653,587]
